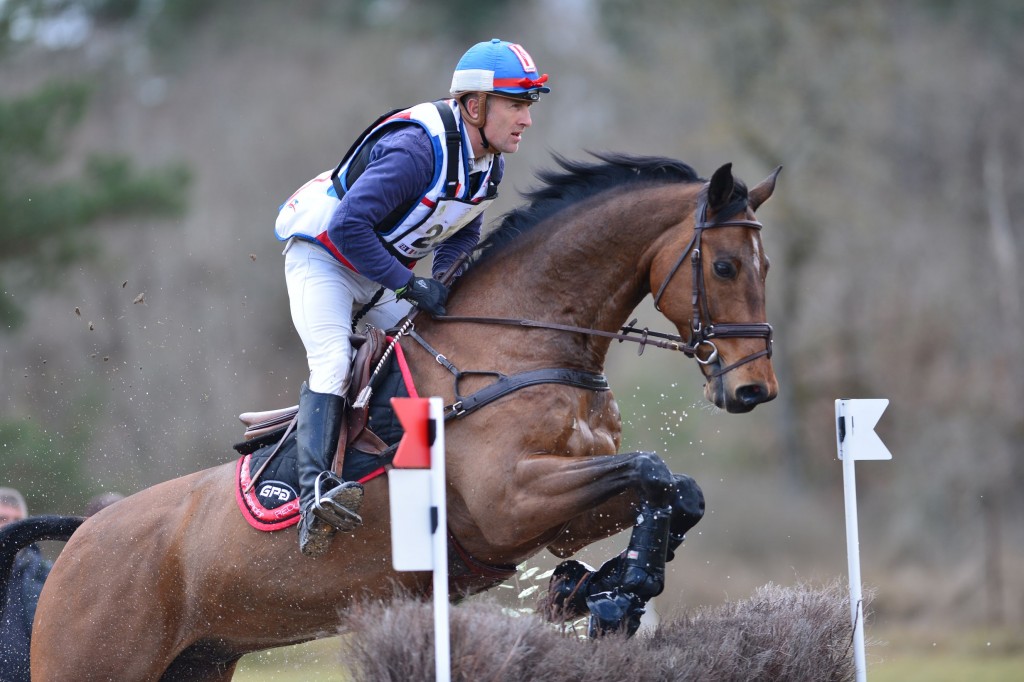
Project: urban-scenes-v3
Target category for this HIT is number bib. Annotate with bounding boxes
[384,196,493,260]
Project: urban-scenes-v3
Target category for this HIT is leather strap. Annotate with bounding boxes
[447,367,609,419]
[404,329,608,421]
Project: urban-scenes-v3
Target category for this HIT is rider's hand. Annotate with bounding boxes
[396,275,448,316]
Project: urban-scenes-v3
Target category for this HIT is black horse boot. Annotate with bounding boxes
[296,383,364,557]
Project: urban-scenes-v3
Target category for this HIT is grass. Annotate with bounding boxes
[869,627,1024,682]
[234,638,350,682]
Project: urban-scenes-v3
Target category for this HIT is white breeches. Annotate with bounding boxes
[284,239,410,396]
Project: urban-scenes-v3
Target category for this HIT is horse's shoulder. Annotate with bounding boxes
[516,386,621,456]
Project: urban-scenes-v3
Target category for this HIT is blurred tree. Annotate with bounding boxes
[0,0,191,513]
[0,415,91,515]
[0,0,194,330]
[0,81,190,330]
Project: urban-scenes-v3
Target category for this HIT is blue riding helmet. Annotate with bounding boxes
[450,38,550,102]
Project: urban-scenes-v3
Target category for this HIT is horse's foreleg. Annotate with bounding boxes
[522,449,674,523]
[547,472,705,637]
[548,502,672,637]
[666,473,705,561]
[545,472,704,559]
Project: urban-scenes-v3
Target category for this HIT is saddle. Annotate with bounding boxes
[233,327,412,531]
[236,327,390,465]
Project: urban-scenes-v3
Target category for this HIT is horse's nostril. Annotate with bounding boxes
[736,384,765,405]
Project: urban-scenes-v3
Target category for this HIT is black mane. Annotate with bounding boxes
[474,152,704,263]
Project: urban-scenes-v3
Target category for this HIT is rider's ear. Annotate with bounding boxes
[707,163,734,210]
[460,94,487,127]
[749,166,783,211]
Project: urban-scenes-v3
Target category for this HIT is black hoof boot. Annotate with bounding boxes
[586,589,646,638]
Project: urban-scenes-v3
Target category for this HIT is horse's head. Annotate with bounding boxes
[650,163,781,413]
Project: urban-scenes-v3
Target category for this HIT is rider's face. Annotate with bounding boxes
[482,96,533,154]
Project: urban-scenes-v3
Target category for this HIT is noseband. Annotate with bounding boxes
[651,193,773,378]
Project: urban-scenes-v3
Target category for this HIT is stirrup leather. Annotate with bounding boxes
[311,471,364,529]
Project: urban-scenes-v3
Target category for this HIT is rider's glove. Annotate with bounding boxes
[395,275,448,316]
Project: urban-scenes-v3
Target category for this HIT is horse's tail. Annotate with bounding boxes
[0,515,85,602]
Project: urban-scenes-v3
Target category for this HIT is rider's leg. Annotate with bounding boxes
[285,240,377,557]
[294,382,363,556]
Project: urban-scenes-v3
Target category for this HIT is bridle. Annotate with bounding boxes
[651,190,774,378]
[431,190,773,380]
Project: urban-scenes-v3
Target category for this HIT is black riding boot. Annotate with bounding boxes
[296,382,364,557]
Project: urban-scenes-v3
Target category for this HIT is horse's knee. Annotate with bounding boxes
[633,452,674,507]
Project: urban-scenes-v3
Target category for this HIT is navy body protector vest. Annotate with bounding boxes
[329,100,462,262]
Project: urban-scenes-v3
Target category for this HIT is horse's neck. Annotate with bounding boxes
[460,188,689,368]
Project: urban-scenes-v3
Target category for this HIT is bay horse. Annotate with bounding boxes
[3,153,779,680]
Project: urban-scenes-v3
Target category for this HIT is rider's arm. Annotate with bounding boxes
[326,125,434,291]
[431,217,480,280]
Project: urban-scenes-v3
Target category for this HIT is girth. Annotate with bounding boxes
[449,367,609,418]
[405,329,609,420]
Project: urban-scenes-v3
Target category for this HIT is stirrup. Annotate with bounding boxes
[312,471,364,530]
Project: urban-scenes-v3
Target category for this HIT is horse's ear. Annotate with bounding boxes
[708,163,734,210]
[749,165,783,211]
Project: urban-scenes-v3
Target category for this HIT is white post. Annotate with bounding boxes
[835,398,891,682]
[842,446,868,682]
[429,396,451,682]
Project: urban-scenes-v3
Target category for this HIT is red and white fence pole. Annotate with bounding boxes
[390,396,450,682]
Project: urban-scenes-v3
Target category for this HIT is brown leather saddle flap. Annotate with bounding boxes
[337,327,389,461]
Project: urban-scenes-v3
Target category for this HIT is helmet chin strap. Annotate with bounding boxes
[457,94,489,150]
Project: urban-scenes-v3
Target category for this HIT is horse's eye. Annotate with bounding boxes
[713,261,737,279]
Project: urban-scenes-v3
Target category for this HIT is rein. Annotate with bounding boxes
[435,314,691,355]
[434,193,773,379]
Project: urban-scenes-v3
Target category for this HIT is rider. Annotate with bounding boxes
[275,39,550,557]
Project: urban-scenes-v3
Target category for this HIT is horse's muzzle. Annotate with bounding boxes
[706,378,776,413]
[731,382,775,412]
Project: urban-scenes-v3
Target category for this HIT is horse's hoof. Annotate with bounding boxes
[546,559,596,619]
[586,589,646,638]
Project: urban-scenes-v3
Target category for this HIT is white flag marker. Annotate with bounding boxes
[835,398,891,682]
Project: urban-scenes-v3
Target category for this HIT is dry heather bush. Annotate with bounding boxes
[341,582,861,681]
